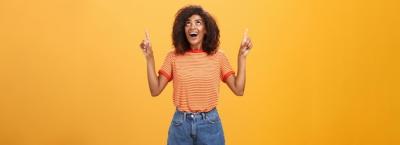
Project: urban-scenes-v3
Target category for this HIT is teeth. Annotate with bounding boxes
[189,32,198,37]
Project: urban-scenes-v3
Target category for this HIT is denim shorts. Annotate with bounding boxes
[167,108,225,145]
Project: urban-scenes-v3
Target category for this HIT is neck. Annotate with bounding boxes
[191,47,202,50]
[190,43,202,51]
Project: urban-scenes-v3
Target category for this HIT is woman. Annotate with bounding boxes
[139,5,252,145]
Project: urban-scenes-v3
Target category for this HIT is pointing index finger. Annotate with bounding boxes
[243,28,249,41]
[145,29,150,41]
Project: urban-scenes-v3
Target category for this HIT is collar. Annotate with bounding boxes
[189,49,205,53]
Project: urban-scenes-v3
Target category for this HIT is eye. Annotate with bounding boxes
[185,21,191,27]
[195,20,202,25]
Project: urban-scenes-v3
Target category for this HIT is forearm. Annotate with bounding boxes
[229,28,252,96]
[234,56,246,95]
[146,56,160,96]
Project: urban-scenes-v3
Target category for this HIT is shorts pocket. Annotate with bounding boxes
[172,119,183,126]
[206,112,220,124]
[171,112,183,126]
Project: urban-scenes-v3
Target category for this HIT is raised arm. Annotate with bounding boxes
[225,29,253,96]
[139,30,169,97]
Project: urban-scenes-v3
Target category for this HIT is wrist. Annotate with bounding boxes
[238,54,247,59]
[145,55,154,61]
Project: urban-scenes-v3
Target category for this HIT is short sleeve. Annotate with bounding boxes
[219,52,235,82]
[158,51,174,81]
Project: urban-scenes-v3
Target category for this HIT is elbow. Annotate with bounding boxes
[235,90,245,96]
[150,90,161,97]
[236,92,244,96]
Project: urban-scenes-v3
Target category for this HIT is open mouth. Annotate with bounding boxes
[189,32,198,37]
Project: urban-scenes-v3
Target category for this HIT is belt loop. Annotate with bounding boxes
[183,112,186,122]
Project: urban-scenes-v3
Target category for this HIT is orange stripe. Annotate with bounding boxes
[160,51,234,112]
[222,71,235,82]
[158,70,172,81]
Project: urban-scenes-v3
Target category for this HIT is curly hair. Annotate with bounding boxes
[172,5,220,55]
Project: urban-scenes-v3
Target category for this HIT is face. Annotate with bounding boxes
[185,14,206,49]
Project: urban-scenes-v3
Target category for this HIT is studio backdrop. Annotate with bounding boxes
[0,0,399,145]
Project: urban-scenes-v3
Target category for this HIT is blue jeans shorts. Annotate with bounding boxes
[167,108,225,145]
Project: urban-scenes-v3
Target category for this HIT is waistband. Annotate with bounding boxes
[175,107,217,121]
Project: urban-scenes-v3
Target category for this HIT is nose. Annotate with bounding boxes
[190,22,196,29]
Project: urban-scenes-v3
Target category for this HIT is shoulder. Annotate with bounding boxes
[215,49,228,58]
[161,50,177,63]
[165,50,177,58]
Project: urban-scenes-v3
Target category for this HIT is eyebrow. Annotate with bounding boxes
[186,18,203,21]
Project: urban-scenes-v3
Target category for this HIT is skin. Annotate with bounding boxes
[184,15,206,50]
[139,14,252,97]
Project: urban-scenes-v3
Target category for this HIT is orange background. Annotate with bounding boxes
[1,0,399,145]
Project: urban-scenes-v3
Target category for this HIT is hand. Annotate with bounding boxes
[239,29,252,57]
[139,30,153,58]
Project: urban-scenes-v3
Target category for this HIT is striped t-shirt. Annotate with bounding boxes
[158,49,235,112]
